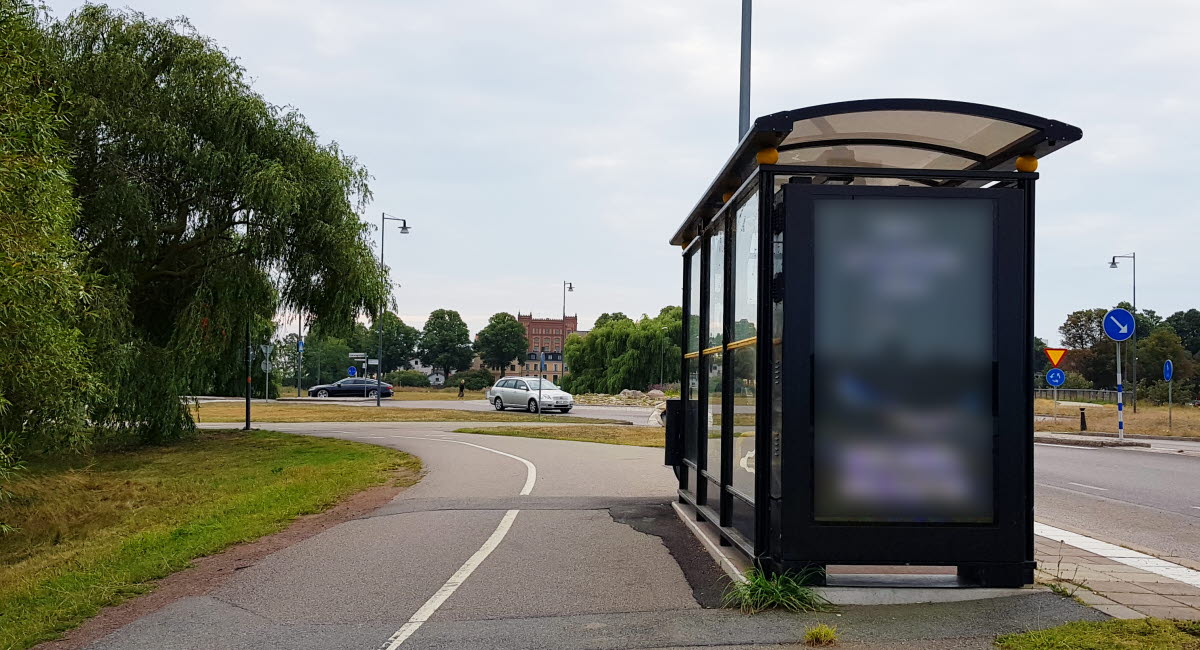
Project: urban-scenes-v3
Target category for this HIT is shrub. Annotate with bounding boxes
[804,623,838,646]
[384,370,431,388]
[721,568,830,614]
[445,369,495,391]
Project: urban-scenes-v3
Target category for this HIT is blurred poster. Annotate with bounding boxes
[812,198,994,523]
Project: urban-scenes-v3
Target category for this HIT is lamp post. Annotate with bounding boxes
[379,212,411,407]
[659,325,668,387]
[562,281,574,324]
[1109,252,1136,412]
[738,0,752,138]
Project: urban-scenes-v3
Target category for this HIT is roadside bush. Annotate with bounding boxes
[445,369,495,391]
[1138,379,1193,406]
[384,370,431,388]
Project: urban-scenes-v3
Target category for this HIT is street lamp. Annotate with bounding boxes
[379,212,410,407]
[1109,252,1136,412]
[562,281,574,324]
[659,325,668,387]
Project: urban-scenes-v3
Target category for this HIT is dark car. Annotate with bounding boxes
[308,378,393,398]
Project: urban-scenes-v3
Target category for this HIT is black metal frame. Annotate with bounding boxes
[676,162,1039,587]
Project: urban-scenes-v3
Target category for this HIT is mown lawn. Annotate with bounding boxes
[996,618,1200,649]
[0,429,417,650]
[191,402,627,424]
[454,425,665,447]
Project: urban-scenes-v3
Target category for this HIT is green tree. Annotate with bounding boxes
[1033,336,1049,377]
[1137,326,1194,385]
[383,369,430,388]
[417,310,473,379]
[0,1,100,491]
[1165,309,1200,356]
[371,312,420,373]
[475,313,527,376]
[562,307,681,393]
[1058,308,1107,349]
[593,312,631,329]
[50,6,388,442]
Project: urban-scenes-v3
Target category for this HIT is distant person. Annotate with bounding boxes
[458,379,466,399]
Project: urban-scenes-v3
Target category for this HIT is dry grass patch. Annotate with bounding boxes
[454,425,664,447]
[1035,398,1200,437]
[0,430,415,650]
[191,402,626,424]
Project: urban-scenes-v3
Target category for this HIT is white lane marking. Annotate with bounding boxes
[1193,506,1200,510]
[375,437,536,649]
[1067,482,1108,491]
[378,509,519,649]
[1035,443,1097,450]
[1035,522,1200,588]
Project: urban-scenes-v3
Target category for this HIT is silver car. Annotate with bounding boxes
[487,377,574,413]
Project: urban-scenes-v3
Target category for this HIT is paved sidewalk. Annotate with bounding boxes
[1036,536,1200,620]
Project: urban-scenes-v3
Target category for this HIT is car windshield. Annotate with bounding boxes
[526,380,559,390]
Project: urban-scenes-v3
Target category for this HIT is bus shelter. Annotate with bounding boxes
[665,99,1082,587]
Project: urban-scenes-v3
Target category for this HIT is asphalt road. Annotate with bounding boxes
[1034,441,1200,567]
[84,422,1099,650]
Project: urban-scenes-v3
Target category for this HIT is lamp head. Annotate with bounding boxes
[399,225,410,234]
[1109,259,1119,269]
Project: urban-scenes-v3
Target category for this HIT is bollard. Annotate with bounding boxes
[1079,407,1087,431]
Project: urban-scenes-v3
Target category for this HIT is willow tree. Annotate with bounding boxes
[562,307,681,393]
[0,1,98,476]
[51,6,388,442]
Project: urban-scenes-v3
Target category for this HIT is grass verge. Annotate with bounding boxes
[453,425,664,447]
[1035,398,1200,437]
[192,402,627,424]
[0,429,417,650]
[722,568,831,614]
[995,618,1200,649]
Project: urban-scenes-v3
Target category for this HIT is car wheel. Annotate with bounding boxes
[527,399,539,413]
[368,389,379,398]
[494,397,505,411]
[317,389,329,398]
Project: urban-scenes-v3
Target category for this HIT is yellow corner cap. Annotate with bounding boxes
[721,192,733,203]
[756,147,780,165]
[1015,155,1038,172]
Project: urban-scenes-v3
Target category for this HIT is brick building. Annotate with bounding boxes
[514,313,579,381]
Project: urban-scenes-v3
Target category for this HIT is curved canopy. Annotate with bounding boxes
[671,99,1082,246]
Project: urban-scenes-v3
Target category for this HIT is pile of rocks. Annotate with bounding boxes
[572,389,668,407]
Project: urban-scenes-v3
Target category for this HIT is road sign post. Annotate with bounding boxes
[1104,308,1135,439]
[1044,349,1068,424]
[1165,359,1174,431]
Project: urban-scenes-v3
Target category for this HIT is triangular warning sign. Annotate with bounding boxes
[1044,348,1067,368]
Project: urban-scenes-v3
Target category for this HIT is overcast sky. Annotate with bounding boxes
[46,0,1200,344]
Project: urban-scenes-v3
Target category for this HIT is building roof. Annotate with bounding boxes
[670,98,1083,246]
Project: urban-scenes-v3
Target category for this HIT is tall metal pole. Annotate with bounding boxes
[377,211,385,407]
[1116,340,1124,439]
[738,0,752,138]
[1131,252,1137,413]
[244,319,251,430]
[296,316,303,398]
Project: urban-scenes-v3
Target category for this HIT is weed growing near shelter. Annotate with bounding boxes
[721,568,831,614]
[804,623,838,646]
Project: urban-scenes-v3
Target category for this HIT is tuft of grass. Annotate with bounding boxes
[192,402,627,424]
[804,623,838,646]
[721,568,831,614]
[996,618,1200,649]
[0,429,417,650]
[454,425,663,447]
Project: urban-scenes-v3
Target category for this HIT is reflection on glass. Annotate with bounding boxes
[770,218,784,498]
[734,193,759,338]
[731,346,756,498]
[685,356,699,462]
[708,230,724,348]
[687,253,700,353]
[813,198,994,524]
[705,352,723,471]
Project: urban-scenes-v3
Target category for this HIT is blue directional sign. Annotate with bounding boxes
[1046,368,1066,387]
[1103,308,1135,342]
[347,365,357,377]
[298,339,304,351]
[1164,359,1174,382]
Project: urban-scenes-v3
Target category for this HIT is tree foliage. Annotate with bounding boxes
[562,307,681,393]
[0,1,99,468]
[417,309,473,378]
[593,312,631,329]
[1165,309,1200,357]
[41,5,388,443]
[474,312,527,376]
[446,369,496,391]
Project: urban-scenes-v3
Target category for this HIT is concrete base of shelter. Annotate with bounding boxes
[671,501,1043,606]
